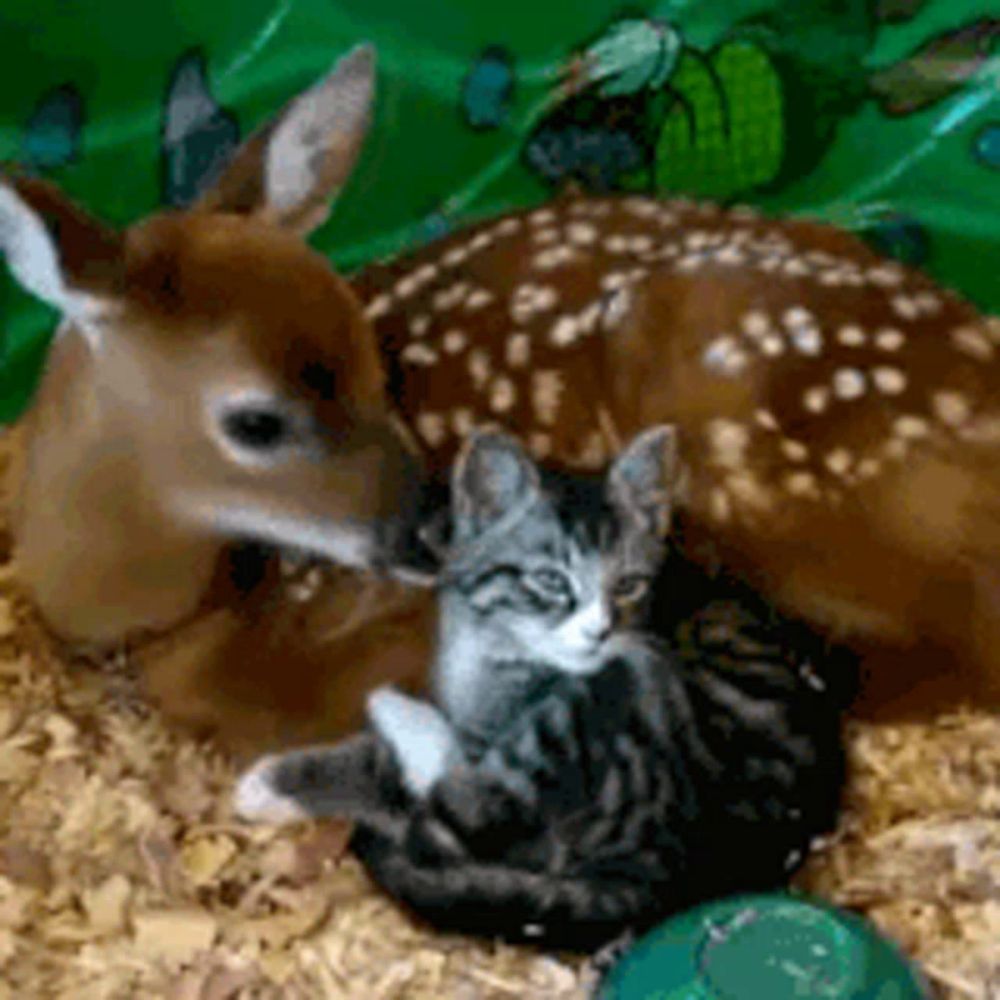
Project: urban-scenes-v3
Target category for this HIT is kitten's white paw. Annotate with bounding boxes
[233,758,309,824]
[367,686,461,798]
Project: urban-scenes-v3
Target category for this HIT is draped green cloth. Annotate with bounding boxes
[2,0,998,421]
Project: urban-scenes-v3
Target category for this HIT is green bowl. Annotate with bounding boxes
[598,893,931,1000]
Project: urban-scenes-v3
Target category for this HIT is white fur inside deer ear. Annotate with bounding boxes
[263,43,376,232]
[0,182,115,343]
[0,181,72,311]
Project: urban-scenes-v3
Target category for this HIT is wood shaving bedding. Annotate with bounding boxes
[1,436,998,999]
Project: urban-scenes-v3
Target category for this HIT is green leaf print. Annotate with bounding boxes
[654,41,783,201]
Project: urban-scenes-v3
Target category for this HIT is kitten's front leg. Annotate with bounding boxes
[367,686,463,798]
[233,732,383,822]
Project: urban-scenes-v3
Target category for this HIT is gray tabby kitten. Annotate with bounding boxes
[235,426,849,951]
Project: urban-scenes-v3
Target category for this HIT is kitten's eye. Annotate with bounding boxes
[612,575,651,606]
[522,568,572,604]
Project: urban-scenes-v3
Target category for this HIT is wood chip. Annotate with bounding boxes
[180,835,238,887]
[0,599,15,638]
[133,909,218,963]
[82,874,131,932]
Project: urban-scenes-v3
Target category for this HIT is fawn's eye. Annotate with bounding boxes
[222,407,293,450]
[612,574,651,606]
[211,392,306,464]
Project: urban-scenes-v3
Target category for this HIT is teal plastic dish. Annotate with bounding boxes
[598,893,931,1000]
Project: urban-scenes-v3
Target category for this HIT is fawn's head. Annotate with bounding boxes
[1,46,419,641]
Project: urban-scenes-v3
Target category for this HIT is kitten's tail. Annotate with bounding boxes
[352,827,660,952]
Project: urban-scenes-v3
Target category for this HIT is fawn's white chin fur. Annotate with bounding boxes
[233,762,308,823]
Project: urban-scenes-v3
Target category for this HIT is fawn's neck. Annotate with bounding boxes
[11,329,222,646]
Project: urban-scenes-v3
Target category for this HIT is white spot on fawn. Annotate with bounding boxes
[432,282,469,312]
[824,449,852,477]
[532,371,564,425]
[549,315,580,347]
[528,431,552,459]
[832,368,866,400]
[785,471,820,499]
[364,293,392,320]
[894,415,930,439]
[914,291,941,315]
[532,226,559,245]
[874,328,905,351]
[703,336,748,377]
[803,386,830,414]
[951,325,994,361]
[510,283,558,323]
[837,325,866,347]
[416,412,447,447]
[600,271,630,292]
[742,311,771,340]
[591,291,622,331]
[790,325,823,356]
[710,487,732,522]
[529,207,557,226]
[760,334,785,357]
[754,409,780,431]
[451,408,475,435]
[872,366,907,395]
[891,295,921,321]
[442,329,468,354]
[932,391,970,427]
[468,348,491,388]
[401,343,438,366]
[856,457,881,480]
[489,376,517,413]
[410,314,431,337]
[466,288,495,311]
[867,264,904,288]
[506,333,531,367]
[442,244,470,267]
[566,222,598,246]
[781,439,809,462]
[469,231,493,253]
[706,419,750,470]
[533,245,576,271]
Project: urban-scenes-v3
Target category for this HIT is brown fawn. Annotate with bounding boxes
[1,47,436,750]
[2,46,999,749]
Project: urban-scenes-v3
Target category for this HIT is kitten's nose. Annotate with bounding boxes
[586,622,612,646]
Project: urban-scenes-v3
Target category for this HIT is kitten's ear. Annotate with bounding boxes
[608,425,679,537]
[451,430,541,535]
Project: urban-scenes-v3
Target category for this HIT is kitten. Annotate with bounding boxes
[235,427,854,951]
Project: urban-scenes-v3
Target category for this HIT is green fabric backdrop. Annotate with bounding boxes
[1,0,999,422]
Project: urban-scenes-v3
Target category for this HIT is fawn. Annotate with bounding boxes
[2,45,999,750]
[1,47,435,749]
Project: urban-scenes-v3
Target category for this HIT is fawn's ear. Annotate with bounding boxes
[607,425,679,538]
[0,172,123,336]
[195,44,377,236]
[451,429,542,539]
